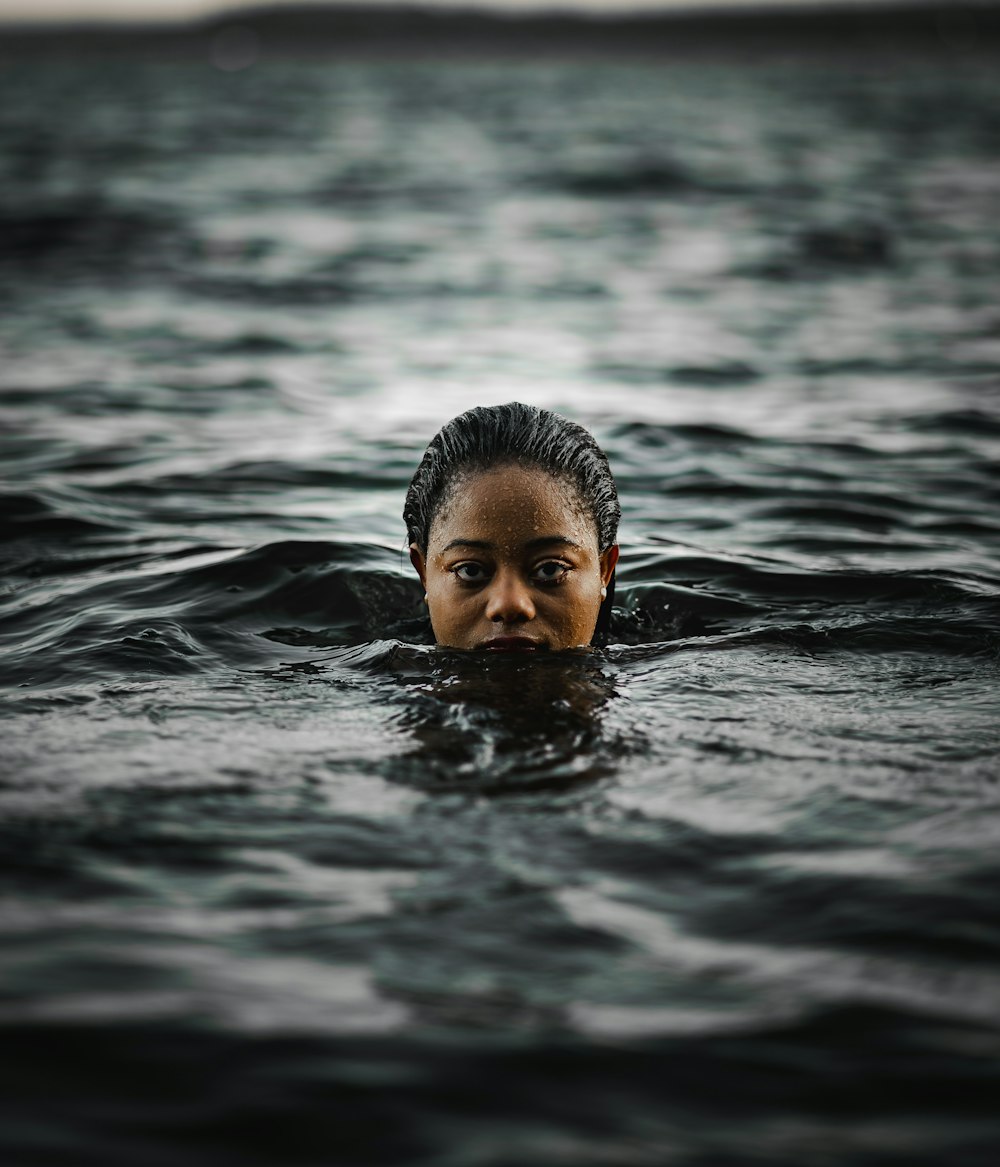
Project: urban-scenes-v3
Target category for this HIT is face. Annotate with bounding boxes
[409,464,618,652]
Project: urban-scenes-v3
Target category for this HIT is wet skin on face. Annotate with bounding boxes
[409,464,619,652]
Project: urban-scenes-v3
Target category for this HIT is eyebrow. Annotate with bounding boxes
[439,536,585,554]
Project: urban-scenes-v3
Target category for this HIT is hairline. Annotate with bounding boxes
[424,458,603,553]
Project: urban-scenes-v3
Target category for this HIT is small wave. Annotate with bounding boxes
[593,361,761,387]
[797,222,894,267]
[610,611,1000,660]
[0,203,181,266]
[103,621,209,676]
[909,409,1000,437]
[0,491,119,542]
[610,421,761,447]
[0,541,429,688]
[747,501,904,532]
[741,219,895,279]
[544,159,695,197]
[640,552,998,601]
[182,274,356,306]
[203,332,301,356]
[91,459,409,495]
[2,379,277,418]
[794,355,1000,377]
[614,581,760,643]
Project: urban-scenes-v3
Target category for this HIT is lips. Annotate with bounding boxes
[480,636,544,652]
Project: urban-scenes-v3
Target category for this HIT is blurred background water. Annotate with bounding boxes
[2,8,1000,1164]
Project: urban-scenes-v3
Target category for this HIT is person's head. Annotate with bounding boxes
[404,403,620,651]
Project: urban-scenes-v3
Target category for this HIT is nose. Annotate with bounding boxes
[484,568,535,624]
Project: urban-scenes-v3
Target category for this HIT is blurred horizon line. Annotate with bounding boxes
[2,0,999,30]
[1,0,998,62]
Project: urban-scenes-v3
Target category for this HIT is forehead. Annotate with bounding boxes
[429,463,595,549]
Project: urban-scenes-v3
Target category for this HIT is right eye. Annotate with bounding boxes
[453,562,490,583]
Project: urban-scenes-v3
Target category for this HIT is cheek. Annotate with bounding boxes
[548,576,603,637]
[425,579,475,634]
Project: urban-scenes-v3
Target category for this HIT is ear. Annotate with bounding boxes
[409,543,428,588]
[599,544,619,588]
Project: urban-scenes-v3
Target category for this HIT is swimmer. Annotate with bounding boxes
[404,403,620,651]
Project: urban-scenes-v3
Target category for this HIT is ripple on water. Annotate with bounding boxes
[2,41,1000,1167]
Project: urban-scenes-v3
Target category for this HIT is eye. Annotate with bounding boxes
[452,562,490,583]
[531,560,570,584]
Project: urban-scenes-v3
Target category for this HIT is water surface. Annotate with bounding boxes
[2,39,1000,1166]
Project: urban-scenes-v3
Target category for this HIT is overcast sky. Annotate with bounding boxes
[0,0,908,25]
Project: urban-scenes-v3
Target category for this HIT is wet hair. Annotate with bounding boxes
[404,403,620,646]
[404,402,620,553]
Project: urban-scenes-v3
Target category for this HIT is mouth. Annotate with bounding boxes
[479,636,545,652]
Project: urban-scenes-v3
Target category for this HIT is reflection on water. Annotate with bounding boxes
[387,649,622,792]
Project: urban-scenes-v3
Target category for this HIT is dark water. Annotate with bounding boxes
[2,36,1000,1166]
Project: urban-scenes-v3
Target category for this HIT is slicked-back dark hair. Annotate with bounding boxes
[404,402,620,553]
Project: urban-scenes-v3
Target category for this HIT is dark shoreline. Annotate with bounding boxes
[1,2,998,60]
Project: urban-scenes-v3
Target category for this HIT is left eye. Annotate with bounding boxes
[531,561,569,583]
